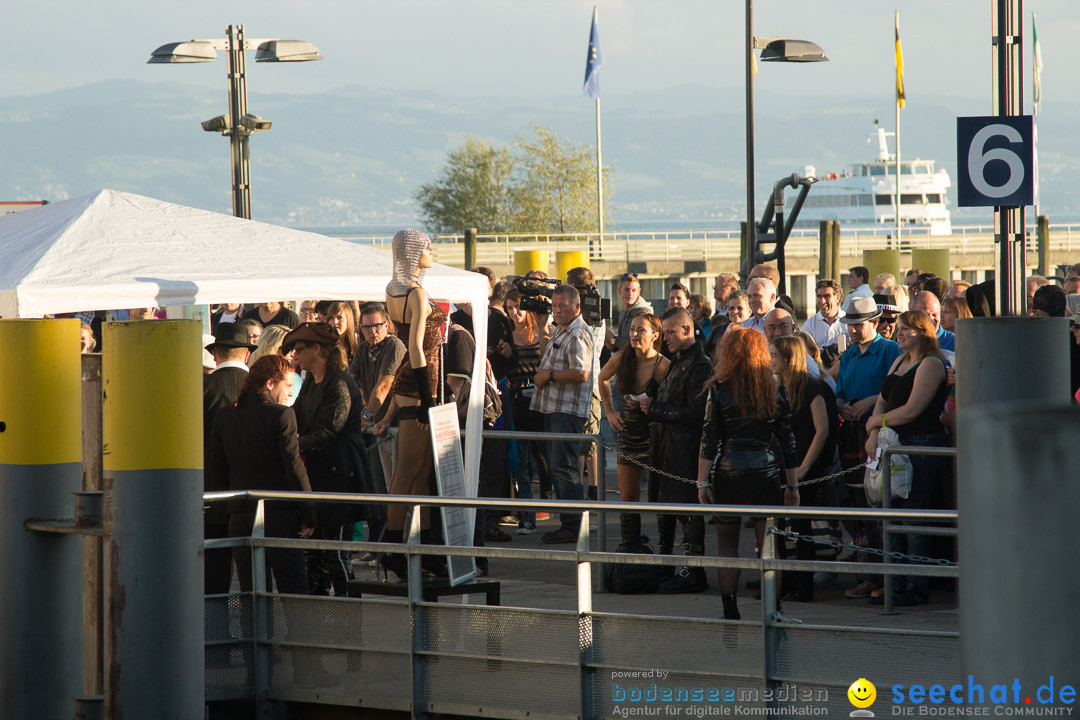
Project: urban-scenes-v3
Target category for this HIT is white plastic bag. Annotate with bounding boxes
[863,427,911,506]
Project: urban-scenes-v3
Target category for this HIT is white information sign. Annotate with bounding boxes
[427,403,477,585]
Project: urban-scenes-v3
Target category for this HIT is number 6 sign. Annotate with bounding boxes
[956,116,1034,207]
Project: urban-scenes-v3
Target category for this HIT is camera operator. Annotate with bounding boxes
[532,285,595,544]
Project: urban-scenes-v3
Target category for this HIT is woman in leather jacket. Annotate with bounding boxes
[697,327,799,620]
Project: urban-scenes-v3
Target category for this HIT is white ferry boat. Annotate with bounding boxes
[797,127,952,235]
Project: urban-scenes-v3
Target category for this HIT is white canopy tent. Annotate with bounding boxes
[0,188,489,490]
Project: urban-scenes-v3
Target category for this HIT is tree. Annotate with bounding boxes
[413,136,515,234]
[513,125,612,234]
[413,127,612,234]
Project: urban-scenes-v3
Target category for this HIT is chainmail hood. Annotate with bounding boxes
[386,228,430,296]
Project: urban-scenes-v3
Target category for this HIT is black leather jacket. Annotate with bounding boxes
[646,342,712,501]
[699,380,799,476]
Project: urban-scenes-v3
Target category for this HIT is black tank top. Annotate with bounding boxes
[879,355,948,441]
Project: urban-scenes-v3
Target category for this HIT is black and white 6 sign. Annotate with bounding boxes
[956,116,1034,207]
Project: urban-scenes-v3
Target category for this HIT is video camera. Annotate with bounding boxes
[511,276,611,328]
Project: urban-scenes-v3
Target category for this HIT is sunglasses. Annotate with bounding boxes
[878,316,898,325]
[360,321,387,331]
[621,273,639,280]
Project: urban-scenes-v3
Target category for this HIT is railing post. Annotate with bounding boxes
[1036,215,1049,276]
[761,517,779,714]
[252,499,270,705]
[880,450,898,615]
[407,506,430,719]
[464,227,478,270]
[577,510,594,720]
[595,434,608,592]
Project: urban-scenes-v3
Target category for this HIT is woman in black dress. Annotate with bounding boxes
[598,313,669,544]
[697,327,799,620]
[864,310,950,606]
[770,335,839,602]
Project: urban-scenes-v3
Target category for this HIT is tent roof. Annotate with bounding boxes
[0,189,487,318]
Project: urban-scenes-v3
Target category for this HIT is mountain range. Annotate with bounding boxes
[2,79,1077,229]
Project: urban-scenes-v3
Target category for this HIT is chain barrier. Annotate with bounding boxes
[600,441,867,491]
[766,526,957,566]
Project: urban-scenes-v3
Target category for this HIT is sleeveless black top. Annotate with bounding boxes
[879,355,948,441]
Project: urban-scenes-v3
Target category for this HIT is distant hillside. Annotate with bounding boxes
[1,80,1077,228]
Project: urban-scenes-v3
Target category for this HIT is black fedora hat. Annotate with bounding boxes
[281,322,340,354]
[205,322,257,351]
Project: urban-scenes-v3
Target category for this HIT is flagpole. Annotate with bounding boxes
[895,10,902,246]
[595,95,604,253]
[1032,11,1040,219]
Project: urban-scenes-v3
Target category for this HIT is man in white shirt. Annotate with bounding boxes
[742,277,776,334]
[802,279,846,348]
[842,266,874,311]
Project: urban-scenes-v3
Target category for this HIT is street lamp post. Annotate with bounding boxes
[743,0,828,285]
[149,24,322,219]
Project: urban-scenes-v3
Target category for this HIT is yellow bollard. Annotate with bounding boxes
[102,320,204,719]
[556,250,589,282]
[863,249,901,287]
[0,319,83,718]
[514,249,549,277]
[911,249,951,282]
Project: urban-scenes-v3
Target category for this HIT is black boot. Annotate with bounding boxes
[378,529,407,581]
[656,515,676,580]
[657,543,707,594]
[587,485,598,501]
[420,528,448,578]
[721,594,741,620]
[619,513,642,546]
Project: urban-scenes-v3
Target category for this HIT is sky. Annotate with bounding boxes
[2,0,1075,110]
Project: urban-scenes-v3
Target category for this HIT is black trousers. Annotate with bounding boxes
[228,510,309,595]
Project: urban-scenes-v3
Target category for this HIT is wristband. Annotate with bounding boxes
[881,412,888,428]
[549,370,555,384]
[696,480,710,489]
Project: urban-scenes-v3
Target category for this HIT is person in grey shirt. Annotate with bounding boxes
[606,272,654,353]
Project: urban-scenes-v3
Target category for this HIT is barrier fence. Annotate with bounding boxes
[203,473,960,719]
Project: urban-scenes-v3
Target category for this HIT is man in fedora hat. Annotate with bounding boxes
[203,323,258,594]
[835,296,901,423]
[873,293,901,341]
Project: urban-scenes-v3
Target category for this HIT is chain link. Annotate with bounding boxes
[601,441,866,491]
[766,526,957,566]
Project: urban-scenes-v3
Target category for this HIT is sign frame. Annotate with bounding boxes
[427,403,477,586]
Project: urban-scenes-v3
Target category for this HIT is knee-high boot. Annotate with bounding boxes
[619,513,642,546]
[656,514,676,579]
[420,528,448,578]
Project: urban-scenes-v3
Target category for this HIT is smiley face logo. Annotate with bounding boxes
[848,678,877,709]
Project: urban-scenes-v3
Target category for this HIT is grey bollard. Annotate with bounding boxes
[959,404,1079,691]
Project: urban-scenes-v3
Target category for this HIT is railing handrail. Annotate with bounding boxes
[204,488,956,522]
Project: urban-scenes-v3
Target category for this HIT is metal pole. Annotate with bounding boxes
[103,320,204,719]
[743,0,755,285]
[81,354,105,698]
[595,95,604,260]
[226,25,251,220]
[577,512,594,720]
[992,0,1024,316]
[960,403,1078,687]
[0,320,84,719]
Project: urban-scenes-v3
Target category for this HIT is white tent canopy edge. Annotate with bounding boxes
[0,188,488,495]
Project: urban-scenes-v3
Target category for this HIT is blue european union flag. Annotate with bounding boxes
[583,10,605,99]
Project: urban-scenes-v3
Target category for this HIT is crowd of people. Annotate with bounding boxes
[66,238,1080,612]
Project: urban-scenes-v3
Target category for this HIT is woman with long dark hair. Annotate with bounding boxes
[207,354,314,594]
[697,328,799,620]
[324,301,361,366]
[598,313,670,544]
[863,310,950,606]
[283,321,371,596]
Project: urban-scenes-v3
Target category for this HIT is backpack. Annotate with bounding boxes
[605,537,662,594]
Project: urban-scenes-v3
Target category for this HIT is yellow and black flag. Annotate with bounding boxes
[895,11,905,109]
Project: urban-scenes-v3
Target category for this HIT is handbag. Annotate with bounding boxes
[863,426,912,506]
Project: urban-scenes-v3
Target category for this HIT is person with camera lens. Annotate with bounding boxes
[498,288,551,530]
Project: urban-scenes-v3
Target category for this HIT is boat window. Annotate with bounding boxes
[915,165,931,175]
[900,165,913,175]
[901,194,922,204]
[874,194,892,206]
[858,195,874,206]
[925,193,942,203]
[869,166,885,176]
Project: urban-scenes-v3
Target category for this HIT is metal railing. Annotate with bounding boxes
[338,223,1080,266]
[203,487,959,718]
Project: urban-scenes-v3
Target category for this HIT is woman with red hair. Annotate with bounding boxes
[697,327,799,620]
